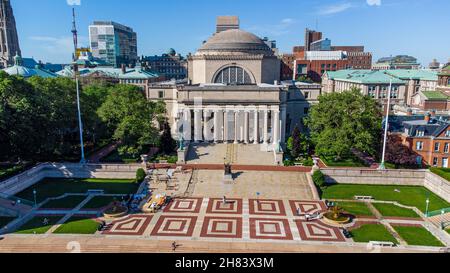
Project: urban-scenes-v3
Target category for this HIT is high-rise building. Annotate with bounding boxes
[304,28,322,51]
[0,0,21,68]
[89,21,137,67]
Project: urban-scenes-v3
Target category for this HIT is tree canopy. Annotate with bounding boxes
[305,88,382,159]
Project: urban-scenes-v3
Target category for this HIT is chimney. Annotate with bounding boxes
[425,112,431,123]
[121,64,126,74]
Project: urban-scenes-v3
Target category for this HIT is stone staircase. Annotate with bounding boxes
[0,196,33,217]
[428,212,450,229]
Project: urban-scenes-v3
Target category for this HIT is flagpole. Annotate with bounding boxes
[72,7,86,164]
[379,79,392,170]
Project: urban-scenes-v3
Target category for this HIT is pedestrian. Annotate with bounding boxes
[172,241,177,251]
[297,207,301,216]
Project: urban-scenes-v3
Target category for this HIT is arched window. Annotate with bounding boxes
[214,66,252,84]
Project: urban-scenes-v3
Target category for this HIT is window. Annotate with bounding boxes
[435,142,440,152]
[214,66,252,84]
[416,141,423,151]
[416,130,425,137]
[433,157,438,167]
[445,130,450,137]
[158,91,164,99]
[379,86,387,99]
[305,92,310,99]
[445,143,449,153]
[391,86,399,99]
[368,86,376,98]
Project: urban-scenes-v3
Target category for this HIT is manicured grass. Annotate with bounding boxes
[15,216,62,234]
[102,150,138,164]
[322,184,449,213]
[393,225,444,247]
[446,229,449,234]
[82,196,119,209]
[321,155,367,167]
[350,224,398,244]
[372,203,421,218]
[336,201,373,216]
[40,195,87,209]
[53,217,100,234]
[15,178,138,203]
[430,167,450,181]
[0,216,16,228]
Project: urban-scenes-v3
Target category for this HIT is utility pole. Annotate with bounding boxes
[379,79,392,170]
[71,7,86,164]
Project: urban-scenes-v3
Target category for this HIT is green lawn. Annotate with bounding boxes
[82,196,119,209]
[15,178,138,203]
[336,201,373,216]
[393,225,444,247]
[53,216,100,234]
[102,150,139,164]
[372,203,421,218]
[350,224,398,244]
[430,167,450,181]
[15,216,62,234]
[0,216,16,228]
[321,155,367,167]
[0,163,34,181]
[322,184,449,213]
[446,229,449,234]
[40,195,87,209]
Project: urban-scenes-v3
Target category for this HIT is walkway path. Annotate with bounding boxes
[87,142,120,163]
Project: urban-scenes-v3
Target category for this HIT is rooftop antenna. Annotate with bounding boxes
[71,7,86,164]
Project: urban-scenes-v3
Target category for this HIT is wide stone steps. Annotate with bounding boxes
[428,213,450,227]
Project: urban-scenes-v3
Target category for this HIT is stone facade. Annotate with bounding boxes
[0,0,21,68]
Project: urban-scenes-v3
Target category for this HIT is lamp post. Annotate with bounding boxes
[441,209,445,230]
[379,79,392,170]
[425,198,430,217]
[32,189,37,207]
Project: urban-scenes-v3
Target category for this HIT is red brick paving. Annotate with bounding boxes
[249,199,286,216]
[102,215,152,236]
[163,198,203,214]
[295,220,346,242]
[206,198,243,215]
[200,217,243,239]
[151,216,197,237]
[289,200,327,216]
[249,218,293,240]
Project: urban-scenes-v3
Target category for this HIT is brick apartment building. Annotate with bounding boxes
[397,114,450,167]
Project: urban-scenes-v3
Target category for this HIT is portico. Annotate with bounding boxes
[176,105,285,146]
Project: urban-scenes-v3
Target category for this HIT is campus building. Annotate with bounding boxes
[89,21,138,67]
[140,49,187,80]
[147,17,321,152]
[0,0,21,68]
[373,55,420,70]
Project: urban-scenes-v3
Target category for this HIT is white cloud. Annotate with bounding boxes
[66,0,81,5]
[319,3,354,15]
[367,0,382,6]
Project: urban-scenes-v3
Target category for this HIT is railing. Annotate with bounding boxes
[427,207,450,217]
[0,192,34,207]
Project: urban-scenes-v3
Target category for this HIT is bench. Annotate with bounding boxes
[354,196,374,201]
[87,190,105,195]
[368,241,396,247]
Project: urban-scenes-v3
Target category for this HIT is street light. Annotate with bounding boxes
[425,198,430,217]
[379,79,392,170]
[441,209,445,230]
[33,189,37,207]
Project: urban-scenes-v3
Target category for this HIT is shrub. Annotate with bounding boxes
[135,168,146,183]
[312,170,326,188]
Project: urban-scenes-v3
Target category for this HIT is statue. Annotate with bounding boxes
[178,135,185,151]
[223,162,234,183]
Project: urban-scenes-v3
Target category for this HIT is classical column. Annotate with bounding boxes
[234,110,239,144]
[272,110,280,145]
[223,110,229,142]
[203,110,210,142]
[263,109,269,143]
[280,107,287,143]
[244,111,249,144]
[183,109,191,142]
[253,110,259,144]
[214,109,220,143]
[194,109,202,142]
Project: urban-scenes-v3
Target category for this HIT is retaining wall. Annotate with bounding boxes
[0,163,141,196]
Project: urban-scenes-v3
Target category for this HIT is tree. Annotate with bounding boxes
[305,88,382,159]
[98,84,165,157]
[385,134,419,167]
[287,126,307,158]
[297,75,313,83]
[159,121,177,155]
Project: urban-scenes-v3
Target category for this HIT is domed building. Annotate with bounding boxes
[189,29,280,85]
[2,53,57,78]
[148,17,321,164]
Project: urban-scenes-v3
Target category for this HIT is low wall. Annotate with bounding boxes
[322,168,450,202]
[424,171,450,202]
[322,169,425,186]
[0,163,140,196]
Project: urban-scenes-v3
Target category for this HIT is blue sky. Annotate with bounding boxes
[13,0,450,65]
